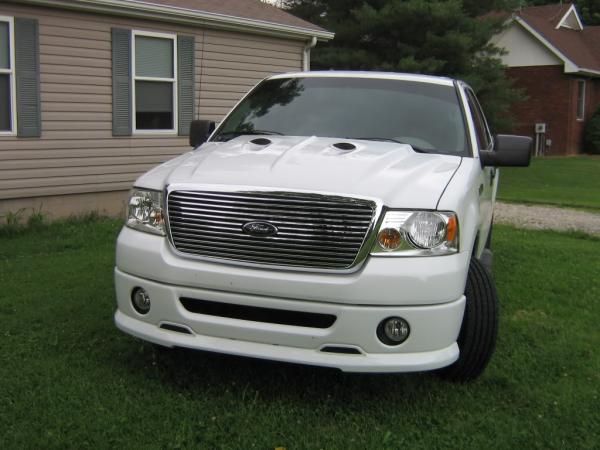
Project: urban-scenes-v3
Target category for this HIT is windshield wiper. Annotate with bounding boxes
[349,137,431,153]
[213,129,283,142]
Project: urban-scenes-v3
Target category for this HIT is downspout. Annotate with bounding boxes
[303,36,317,71]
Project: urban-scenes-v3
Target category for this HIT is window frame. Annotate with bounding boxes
[131,29,178,135]
[576,79,586,121]
[0,15,17,136]
[465,88,493,152]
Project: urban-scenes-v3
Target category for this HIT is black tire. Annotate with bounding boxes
[438,258,499,382]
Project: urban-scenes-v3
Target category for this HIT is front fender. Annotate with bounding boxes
[437,158,482,262]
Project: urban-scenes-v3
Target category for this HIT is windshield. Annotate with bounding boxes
[211,76,468,155]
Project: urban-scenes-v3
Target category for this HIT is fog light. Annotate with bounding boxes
[377,317,410,345]
[131,287,151,315]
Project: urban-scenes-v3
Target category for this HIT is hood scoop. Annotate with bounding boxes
[332,142,356,151]
[249,137,272,147]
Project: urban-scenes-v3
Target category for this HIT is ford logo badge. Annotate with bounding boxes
[242,221,278,237]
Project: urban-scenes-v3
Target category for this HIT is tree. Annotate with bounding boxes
[577,0,600,25]
[584,107,600,154]
[285,0,520,131]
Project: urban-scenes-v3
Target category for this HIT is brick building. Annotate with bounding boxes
[491,3,600,155]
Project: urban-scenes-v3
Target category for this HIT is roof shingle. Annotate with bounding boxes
[515,3,600,73]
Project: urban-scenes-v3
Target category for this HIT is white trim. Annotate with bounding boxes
[0,15,17,136]
[575,68,600,77]
[132,29,178,135]
[555,4,583,31]
[576,79,586,121]
[302,36,317,71]
[11,0,334,41]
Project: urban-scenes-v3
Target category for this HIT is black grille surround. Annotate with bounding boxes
[166,190,378,270]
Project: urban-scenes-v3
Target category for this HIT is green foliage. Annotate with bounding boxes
[578,0,600,25]
[0,209,104,237]
[285,0,521,131]
[2,208,25,226]
[0,209,26,236]
[498,156,600,210]
[26,206,46,229]
[1,222,599,448]
[583,107,600,154]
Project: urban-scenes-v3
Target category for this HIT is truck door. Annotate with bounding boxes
[465,89,496,257]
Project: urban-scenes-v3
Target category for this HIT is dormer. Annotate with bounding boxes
[555,4,583,31]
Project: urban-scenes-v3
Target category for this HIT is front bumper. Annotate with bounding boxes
[116,226,470,306]
[115,268,465,373]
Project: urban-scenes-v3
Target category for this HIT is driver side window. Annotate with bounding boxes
[466,89,492,151]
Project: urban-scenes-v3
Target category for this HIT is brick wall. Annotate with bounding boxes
[506,66,600,155]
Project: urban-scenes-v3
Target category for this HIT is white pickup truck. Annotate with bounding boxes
[114,72,531,382]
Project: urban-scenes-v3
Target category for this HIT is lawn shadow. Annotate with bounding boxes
[114,340,451,409]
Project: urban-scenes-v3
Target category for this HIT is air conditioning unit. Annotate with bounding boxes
[535,123,546,133]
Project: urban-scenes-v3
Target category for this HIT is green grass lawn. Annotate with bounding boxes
[1,219,598,449]
[497,156,600,210]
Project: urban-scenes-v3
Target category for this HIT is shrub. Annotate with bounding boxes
[584,107,600,154]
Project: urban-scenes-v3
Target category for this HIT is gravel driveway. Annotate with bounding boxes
[494,202,600,236]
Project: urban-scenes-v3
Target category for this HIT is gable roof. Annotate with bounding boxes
[512,3,600,75]
[11,0,333,41]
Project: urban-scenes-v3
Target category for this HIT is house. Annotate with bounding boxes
[0,0,332,221]
[490,3,600,155]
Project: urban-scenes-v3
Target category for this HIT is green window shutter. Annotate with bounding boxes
[14,18,41,138]
[177,35,195,136]
[112,28,132,136]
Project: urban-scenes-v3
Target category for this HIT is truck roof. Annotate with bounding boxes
[268,71,457,87]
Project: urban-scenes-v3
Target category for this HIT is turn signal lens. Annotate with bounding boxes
[377,228,402,250]
[446,214,458,243]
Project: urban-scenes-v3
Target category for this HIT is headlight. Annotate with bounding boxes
[371,211,458,256]
[126,188,165,236]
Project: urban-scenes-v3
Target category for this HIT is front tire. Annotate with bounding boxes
[438,258,499,382]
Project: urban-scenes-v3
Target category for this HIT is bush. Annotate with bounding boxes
[584,107,600,154]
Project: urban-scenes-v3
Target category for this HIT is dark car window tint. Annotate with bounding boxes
[212,77,468,155]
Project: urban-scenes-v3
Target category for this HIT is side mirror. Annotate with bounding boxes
[480,134,532,167]
[189,120,216,148]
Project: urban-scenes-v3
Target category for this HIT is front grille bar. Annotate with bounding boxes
[167,189,377,270]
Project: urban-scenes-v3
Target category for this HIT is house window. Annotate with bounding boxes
[132,31,177,133]
[576,80,586,121]
[0,16,16,135]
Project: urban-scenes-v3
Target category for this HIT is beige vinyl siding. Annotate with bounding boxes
[0,3,305,201]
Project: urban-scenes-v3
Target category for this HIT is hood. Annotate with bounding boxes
[136,136,462,209]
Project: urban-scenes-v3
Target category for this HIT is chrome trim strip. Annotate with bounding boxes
[164,184,383,273]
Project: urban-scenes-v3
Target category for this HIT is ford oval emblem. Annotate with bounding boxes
[242,221,278,237]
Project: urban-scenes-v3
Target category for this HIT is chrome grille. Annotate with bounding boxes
[167,190,377,270]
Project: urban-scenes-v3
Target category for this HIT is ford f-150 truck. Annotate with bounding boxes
[114,72,531,382]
